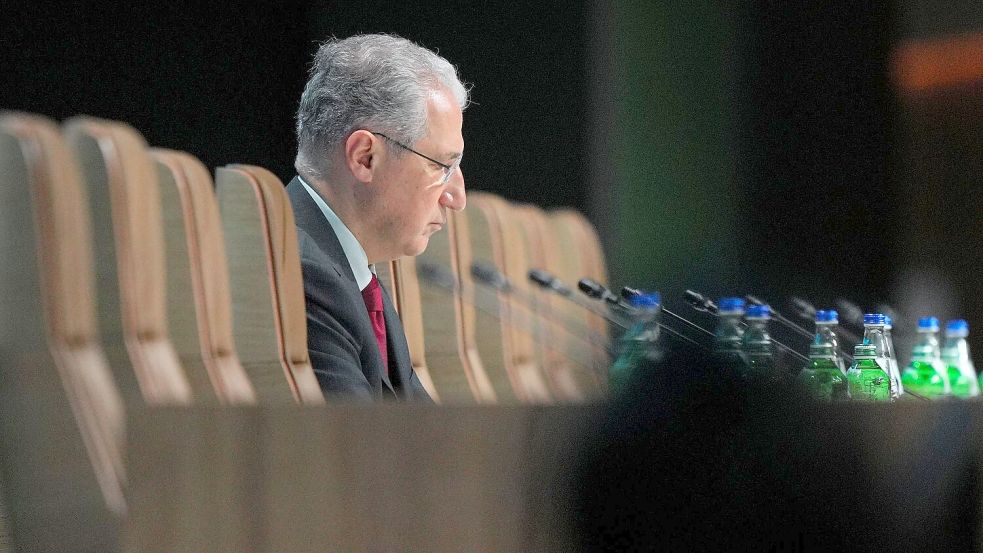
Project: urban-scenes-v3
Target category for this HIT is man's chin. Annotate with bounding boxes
[405,238,430,258]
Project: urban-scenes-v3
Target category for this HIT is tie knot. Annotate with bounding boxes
[361,274,384,312]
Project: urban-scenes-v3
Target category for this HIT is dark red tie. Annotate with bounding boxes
[360,274,389,377]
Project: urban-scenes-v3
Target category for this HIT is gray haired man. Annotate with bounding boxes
[286,34,468,400]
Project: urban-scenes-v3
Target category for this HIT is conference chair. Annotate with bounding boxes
[457,196,521,404]
[551,209,610,397]
[64,116,192,405]
[513,204,586,402]
[468,193,553,403]
[548,209,609,395]
[0,112,123,551]
[214,164,324,404]
[377,257,441,401]
[415,209,497,403]
[152,149,256,404]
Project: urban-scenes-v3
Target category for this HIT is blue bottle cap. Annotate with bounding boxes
[947,319,969,337]
[917,317,940,332]
[815,309,838,323]
[863,313,886,326]
[718,297,745,314]
[629,292,661,309]
[745,304,771,320]
[884,316,893,329]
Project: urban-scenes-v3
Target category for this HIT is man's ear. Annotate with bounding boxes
[345,130,379,183]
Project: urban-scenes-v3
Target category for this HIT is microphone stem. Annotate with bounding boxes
[661,307,716,338]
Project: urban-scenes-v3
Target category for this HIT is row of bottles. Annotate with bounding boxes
[607,291,978,404]
[794,309,978,402]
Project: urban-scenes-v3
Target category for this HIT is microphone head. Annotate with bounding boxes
[417,261,458,291]
[578,278,606,299]
[528,269,554,288]
[621,286,642,301]
[471,261,512,293]
[790,296,817,318]
[683,289,717,314]
[745,294,766,307]
[528,268,573,296]
[835,299,865,326]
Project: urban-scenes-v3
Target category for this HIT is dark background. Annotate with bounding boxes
[3,1,982,353]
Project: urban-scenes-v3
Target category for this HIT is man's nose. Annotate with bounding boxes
[440,168,466,211]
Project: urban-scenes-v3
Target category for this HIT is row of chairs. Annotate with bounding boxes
[0,112,609,547]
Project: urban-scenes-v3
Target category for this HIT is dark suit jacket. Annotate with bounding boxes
[286,177,432,401]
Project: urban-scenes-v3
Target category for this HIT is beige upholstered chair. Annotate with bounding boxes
[549,209,610,395]
[214,165,324,404]
[450,207,523,404]
[415,209,497,403]
[513,204,585,402]
[0,112,124,550]
[153,150,256,404]
[468,193,552,403]
[64,116,192,405]
[456,198,521,403]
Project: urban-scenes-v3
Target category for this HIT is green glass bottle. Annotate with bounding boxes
[798,310,849,401]
[901,317,950,399]
[847,344,891,401]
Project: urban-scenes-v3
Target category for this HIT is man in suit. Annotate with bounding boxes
[287,34,468,400]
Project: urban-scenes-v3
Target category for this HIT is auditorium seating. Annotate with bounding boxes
[456,202,523,403]
[414,209,497,403]
[0,113,123,551]
[515,204,589,402]
[549,209,610,395]
[214,164,324,404]
[470,193,555,403]
[153,150,256,404]
[64,117,192,405]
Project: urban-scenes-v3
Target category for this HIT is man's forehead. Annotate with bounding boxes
[423,89,464,157]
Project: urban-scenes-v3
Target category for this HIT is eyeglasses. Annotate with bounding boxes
[371,132,461,185]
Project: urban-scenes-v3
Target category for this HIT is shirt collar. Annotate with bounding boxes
[298,176,375,291]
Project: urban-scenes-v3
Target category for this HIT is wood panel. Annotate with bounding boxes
[124,405,590,552]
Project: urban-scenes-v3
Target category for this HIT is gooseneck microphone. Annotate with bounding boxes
[678,288,810,364]
[745,294,814,341]
[528,269,572,297]
[529,270,707,351]
[684,290,719,315]
[418,261,612,372]
[466,261,618,361]
[619,286,717,341]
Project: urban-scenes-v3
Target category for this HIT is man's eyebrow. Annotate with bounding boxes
[444,152,463,161]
